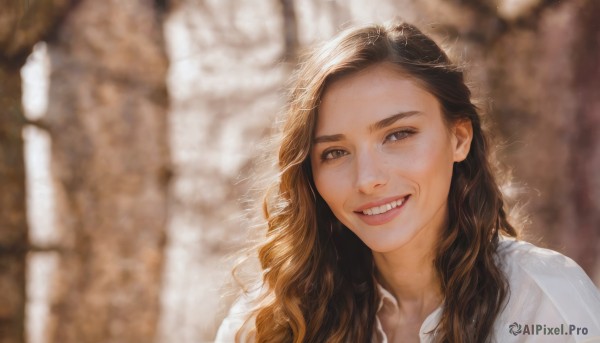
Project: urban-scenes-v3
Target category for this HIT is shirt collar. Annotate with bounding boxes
[376,281,399,312]
[374,280,444,343]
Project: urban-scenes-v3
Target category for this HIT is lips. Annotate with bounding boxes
[359,197,408,215]
[354,195,410,226]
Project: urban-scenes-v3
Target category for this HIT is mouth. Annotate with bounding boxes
[354,195,410,226]
[357,195,410,216]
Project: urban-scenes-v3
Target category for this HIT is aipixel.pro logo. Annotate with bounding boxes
[509,322,522,335]
[508,322,589,336]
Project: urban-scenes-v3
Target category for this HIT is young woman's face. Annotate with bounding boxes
[311,63,472,253]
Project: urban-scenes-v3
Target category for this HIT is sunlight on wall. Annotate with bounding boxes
[21,42,57,343]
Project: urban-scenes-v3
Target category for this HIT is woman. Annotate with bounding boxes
[216,21,600,342]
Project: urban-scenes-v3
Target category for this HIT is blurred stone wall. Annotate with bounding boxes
[41,1,170,342]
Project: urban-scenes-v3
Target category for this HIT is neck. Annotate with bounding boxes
[374,245,440,300]
[372,209,446,317]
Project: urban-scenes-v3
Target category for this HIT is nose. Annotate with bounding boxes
[354,147,388,194]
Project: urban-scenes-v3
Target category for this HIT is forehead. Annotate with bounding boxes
[316,63,442,133]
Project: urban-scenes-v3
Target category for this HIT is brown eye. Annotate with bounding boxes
[322,149,348,161]
[385,129,415,142]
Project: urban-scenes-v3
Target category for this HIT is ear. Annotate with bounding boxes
[452,119,473,162]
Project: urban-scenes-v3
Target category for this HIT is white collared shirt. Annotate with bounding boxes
[372,281,443,342]
[215,238,600,342]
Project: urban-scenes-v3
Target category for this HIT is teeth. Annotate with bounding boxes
[361,197,407,216]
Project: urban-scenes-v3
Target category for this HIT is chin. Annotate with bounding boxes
[357,233,414,254]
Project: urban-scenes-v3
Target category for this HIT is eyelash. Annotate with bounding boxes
[319,129,417,162]
[320,149,348,161]
[385,128,416,142]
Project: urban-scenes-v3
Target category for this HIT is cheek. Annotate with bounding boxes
[417,144,453,173]
[397,136,454,189]
[312,165,348,211]
[413,140,455,193]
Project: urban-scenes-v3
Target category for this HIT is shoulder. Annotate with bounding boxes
[215,285,263,343]
[493,236,600,342]
[496,237,590,280]
[496,237,598,293]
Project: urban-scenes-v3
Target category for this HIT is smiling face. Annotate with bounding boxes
[310,63,472,254]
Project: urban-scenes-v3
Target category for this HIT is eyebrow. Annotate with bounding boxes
[369,111,422,132]
[313,111,422,144]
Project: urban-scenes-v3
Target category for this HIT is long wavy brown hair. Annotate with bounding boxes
[238,21,519,343]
